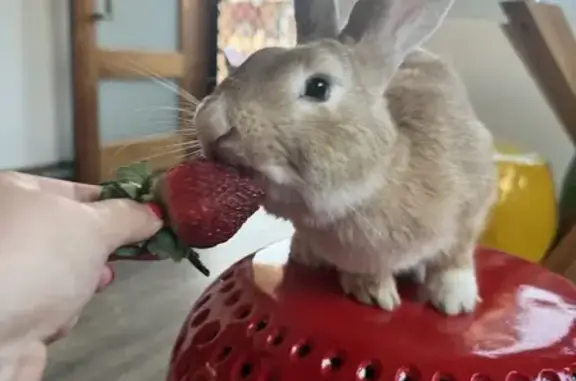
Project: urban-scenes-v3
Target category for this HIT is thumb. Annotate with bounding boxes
[88,199,163,250]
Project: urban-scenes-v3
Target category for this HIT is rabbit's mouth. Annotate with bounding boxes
[217,153,298,200]
[209,146,256,178]
[205,134,299,201]
[211,148,271,192]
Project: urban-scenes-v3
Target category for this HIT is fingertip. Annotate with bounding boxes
[145,202,164,220]
[90,199,163,249]
[96,265,115,292]
[141,203,164,235]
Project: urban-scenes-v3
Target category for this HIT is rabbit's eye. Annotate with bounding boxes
[303,75,331,102]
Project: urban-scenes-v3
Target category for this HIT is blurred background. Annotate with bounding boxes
[1,0,575,379]
[0,0,574,185]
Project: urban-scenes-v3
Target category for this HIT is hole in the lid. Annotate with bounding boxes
[224,290,242,306]
[357,360,382,381]
[291,340,313,359]
[194,294,211,311]
[192,320,221,346]
[321,351,345,374]
[255,318,269,331]
[232,356,262,381]
[221,269,234,281]
[191,309,210,327]
[396,367,420,381]
[234,304,253,320]
[539,371,561,381]
[248,316,270,335]
[215,346,233,363]
[267,329,286,347]
[220,281,236,293]
[506,372,530,381]
[237,362,253,380]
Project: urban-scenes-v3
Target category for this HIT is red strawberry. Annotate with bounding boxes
[100,158,264,275]
[160,158,265,248]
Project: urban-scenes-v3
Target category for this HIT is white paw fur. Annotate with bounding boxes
[340,273,401,311]
[425,267,479,315]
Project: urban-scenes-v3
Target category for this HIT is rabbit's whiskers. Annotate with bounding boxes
[134,142,203,164]
[103,58,204,167]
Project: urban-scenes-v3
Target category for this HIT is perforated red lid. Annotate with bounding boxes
[168,240,576,381]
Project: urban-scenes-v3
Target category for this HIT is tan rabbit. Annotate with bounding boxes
[194,0,498,316]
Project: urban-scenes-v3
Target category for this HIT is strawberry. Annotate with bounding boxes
[160,159,265,248]
[99,158,264,276]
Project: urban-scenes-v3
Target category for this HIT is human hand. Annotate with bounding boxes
[0,172,162,381]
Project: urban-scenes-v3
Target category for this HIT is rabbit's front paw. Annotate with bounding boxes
[339,272,401,311]
[425,267,479,315]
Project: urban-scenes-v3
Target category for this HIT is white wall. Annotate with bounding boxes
[0,1,25,169]
[1,0,575,190]
[0,1,70,170]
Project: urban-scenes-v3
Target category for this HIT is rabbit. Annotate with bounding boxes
[194,0,498,316]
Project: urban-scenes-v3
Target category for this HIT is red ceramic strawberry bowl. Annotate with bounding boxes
[167,239,576,381]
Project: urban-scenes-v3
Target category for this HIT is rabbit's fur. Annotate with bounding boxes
[194,0,498,315]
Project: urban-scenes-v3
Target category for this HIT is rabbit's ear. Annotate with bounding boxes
[222,47,249,73]
[340,0,454,90]
[293,0,340,44]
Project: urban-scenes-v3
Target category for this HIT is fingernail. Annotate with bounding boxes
[108,265,116,283]
[96,265,115,293]
[145,202,164,220]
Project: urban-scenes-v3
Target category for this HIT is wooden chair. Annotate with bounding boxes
[501,0,576,280]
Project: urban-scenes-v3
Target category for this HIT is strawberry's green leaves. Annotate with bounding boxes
[170,230,190,262]
[121,183,140,199]
[100,182,133,199]
[145,228,189,262]
[140,172,164,202]
[146,229,177,260]
[115,162,150,185]
[100,163,156,202]
[113,246,143,258]
[100,181,139,200]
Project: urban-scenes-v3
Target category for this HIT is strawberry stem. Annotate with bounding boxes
[186,249,211,276]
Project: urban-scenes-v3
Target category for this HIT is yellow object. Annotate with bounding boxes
[479,143,557,263]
